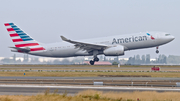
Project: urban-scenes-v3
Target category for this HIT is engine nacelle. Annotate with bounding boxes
[103,45,124,56]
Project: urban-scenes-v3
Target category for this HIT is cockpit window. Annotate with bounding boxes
[165,34,170,36]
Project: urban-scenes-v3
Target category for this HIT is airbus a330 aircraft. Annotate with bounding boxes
[4,23,175,65]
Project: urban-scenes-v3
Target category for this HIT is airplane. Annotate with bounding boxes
[4,23,175,65]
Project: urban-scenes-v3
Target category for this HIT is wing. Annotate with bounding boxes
[60,36,108,52]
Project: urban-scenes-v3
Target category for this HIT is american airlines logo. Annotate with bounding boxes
[147,33,155,40]
[112,35,147,44]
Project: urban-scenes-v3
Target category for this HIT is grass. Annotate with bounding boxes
[0,90,180,101]
[1,65,180,72]
[0,71,180,77]
[1,65,180,71]
[0,65,180,77]
[1,64,180,68]
[78,90,180,101]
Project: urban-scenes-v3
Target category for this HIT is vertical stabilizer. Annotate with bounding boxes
[4,23,45,52]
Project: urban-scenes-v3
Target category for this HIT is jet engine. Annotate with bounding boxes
[103,45,124,56]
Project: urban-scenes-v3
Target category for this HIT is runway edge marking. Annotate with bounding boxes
[0,85,180,91]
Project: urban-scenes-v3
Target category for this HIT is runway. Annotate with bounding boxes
[0,85,180,95]
[0,65,180,95]
[1,76,180,81]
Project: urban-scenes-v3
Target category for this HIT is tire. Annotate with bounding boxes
[94,57,99,62]
[89,60,94,65]
[156,50,159,54]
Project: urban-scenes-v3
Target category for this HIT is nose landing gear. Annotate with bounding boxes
[156,47,159,54]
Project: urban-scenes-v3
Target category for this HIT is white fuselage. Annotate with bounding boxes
[29,32,174,57]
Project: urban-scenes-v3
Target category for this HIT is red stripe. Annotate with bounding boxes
[151,36,155,40]
[10,33,19,37]
[7,28,15,31]
[18,50,23,52]
[12,39,23,42]
[30,47,45,51]
[4,23,10,26]
[15,43,39,47]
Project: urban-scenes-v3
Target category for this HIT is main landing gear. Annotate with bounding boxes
[89,57,99,65]
[89,50,99,65]
[156,47,159,54]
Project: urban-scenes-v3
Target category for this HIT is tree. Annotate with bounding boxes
[162,54,167,64]
[30,58,40,63]
[53,59,61,64]
[61,59,70,64]
[156,54,167,64]
[112,61,119,65]
[127,57,132,64]
[167,55,180,64]
[1,58,14,63]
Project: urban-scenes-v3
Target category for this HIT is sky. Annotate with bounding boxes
[0,0,179,59]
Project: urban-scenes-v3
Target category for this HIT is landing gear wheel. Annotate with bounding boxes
[94,57,99,62]
[90,60,94,65]
[156,50,159,54]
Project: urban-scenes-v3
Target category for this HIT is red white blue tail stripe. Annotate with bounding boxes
[4,23,45,52]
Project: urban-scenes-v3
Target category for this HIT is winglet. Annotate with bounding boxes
[60,36,69,41]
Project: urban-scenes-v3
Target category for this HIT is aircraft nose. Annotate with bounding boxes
[170,35,175,41]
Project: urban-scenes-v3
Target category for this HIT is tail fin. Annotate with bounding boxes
[4,23,45,52]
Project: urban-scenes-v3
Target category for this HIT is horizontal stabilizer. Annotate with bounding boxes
[9,47,30,53]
